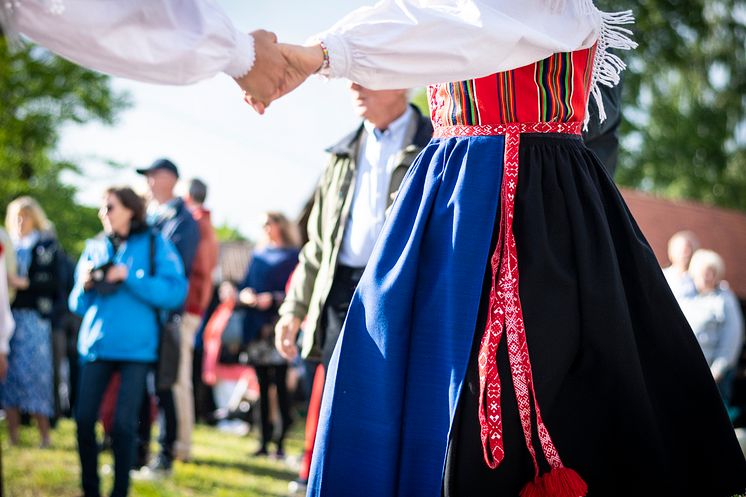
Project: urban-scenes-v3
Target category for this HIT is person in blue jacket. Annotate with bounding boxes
[69,186,187,497]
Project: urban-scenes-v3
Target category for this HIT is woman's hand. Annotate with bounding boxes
[239,288,258,307]
[82,268,95,291]
[255,292,274,311]
[105,264,128,283]
[243,43,324,114]
[8,274,29,290]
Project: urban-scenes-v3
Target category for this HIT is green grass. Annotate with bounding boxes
[2,418,304,497]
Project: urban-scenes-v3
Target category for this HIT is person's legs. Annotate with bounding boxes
[51,329,66,424]
[154,387,177,470]
[273,365,292,455]
[5,408,20,445]
[75,361,116,497]
[254,365,271,454]
[134,386,152,469]
[110,362,149,497]
[173,312,199,460]
[33,413,51,447]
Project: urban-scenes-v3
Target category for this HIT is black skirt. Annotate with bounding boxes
[444,134,746,497]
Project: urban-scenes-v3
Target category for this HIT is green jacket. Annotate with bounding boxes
[279,105,433,359]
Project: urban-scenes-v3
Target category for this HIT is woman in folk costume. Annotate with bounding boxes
[269,1,746,496]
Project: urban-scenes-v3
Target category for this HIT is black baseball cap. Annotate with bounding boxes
[136,158,179,178]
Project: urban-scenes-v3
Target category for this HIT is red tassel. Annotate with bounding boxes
[519,467,588,497]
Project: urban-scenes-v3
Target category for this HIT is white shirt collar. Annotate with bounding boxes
[363,106,414,142]
[15,230,40,249]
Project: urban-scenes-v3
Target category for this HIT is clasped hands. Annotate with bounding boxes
[235,30,324,115]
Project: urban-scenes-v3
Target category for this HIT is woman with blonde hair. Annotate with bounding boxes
[239,211,299,457]
[2,196,64,447]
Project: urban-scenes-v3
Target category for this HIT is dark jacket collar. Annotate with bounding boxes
[326,104,432,157]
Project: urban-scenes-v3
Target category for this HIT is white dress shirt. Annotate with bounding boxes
[338,106,415,268]
[9,0,254,84]
[318,0,603,90]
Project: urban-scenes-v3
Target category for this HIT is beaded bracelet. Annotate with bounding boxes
[316,39,331,75]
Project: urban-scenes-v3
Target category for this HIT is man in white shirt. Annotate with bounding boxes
[662,230,700,302]
[275,83,432,492]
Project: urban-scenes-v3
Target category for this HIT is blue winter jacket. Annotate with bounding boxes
[69,229,188,363]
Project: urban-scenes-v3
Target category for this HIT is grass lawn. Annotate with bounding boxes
[2,418,304,497]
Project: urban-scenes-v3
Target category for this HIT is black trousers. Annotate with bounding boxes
[76,360,149,497]
[136,382,177,464]
[254,364,292,451]
[320,265,365,370]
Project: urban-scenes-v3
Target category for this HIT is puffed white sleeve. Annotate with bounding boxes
[317,0,627,90]
[0,256,14,355]
[11,0,254,84]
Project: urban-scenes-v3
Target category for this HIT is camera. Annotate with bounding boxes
[91,261,114,283]
[89,261,121,295]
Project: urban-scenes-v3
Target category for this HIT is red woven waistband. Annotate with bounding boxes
[432,121,582,138]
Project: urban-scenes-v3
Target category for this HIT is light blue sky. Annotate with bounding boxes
[58,0,376,240]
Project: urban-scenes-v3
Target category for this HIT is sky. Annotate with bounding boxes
[57,0,374,241]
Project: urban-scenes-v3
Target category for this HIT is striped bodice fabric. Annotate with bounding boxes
[428,47,595,130]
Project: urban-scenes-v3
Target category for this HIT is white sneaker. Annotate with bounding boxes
[287,479,307,495]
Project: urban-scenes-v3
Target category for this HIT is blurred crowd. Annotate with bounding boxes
[0,163,308,497]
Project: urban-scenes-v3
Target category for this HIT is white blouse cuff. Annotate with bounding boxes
[319,33,350,81]
[225,31,255,78]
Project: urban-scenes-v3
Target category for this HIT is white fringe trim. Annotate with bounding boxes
[547,1,638,130]
[585,7,637,129]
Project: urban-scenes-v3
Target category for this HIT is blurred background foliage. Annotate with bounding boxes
[0,35,131,256]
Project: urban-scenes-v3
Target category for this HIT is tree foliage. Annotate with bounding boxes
[214,222,248,243]
[0,36,131,255]
[615,0,746,211]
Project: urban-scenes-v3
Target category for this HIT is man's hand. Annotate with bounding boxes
[243,43,324,114]
[235,30,287,113]
[274,314,302,360]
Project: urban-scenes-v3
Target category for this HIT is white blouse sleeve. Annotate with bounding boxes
[0,257,14,355]
[318,0,604,89]
[12,0,254,85]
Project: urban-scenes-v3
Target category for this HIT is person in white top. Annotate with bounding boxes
[681,249,744,404]
[1,0,285,102]
[0,243,15,381]
[662,230,700,301]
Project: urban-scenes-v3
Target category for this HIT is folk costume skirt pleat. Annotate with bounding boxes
[308,133,746,497]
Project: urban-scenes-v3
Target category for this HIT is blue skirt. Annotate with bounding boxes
[309,135,504,496]
[1,309,54,417]
[308,134,746,496]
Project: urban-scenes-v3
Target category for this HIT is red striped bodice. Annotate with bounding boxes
[428,46,596,130]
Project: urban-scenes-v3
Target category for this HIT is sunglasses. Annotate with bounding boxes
[100,203,116,214]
